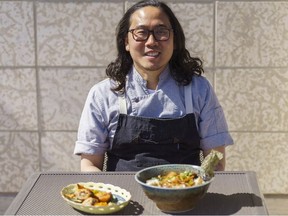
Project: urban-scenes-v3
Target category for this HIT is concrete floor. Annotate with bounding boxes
[264,194,288,215]
[1,193,287,215]
[0,193,16,215]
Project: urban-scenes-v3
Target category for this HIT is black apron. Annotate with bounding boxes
[106,84,201,171]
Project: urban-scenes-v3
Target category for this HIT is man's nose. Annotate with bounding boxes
[146,32,157,44]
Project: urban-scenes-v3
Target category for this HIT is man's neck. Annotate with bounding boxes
[134,66,166,90]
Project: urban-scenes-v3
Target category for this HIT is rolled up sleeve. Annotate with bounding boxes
[199,106,234,150]
[194,77,234,150]
[74,83,110,155]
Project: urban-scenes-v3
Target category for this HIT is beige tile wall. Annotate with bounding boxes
[0,0,287,194]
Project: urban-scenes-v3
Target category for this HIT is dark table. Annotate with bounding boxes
[5,171,268,215]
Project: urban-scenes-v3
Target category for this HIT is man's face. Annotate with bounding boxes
[125,6,174,77]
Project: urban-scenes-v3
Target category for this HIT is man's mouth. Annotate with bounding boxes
[145,51,160,57]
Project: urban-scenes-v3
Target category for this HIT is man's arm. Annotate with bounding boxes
[80,154,105,172]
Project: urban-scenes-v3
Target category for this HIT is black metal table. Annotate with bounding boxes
[5,171,268,215]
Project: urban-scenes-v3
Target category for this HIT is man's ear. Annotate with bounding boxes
[125,37,130,51]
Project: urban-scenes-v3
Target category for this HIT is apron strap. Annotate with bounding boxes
[118,93,127,114]
[118,84,193,114]
[184,83,193,114]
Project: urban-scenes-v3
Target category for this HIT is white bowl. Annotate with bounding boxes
[61,182,131,214]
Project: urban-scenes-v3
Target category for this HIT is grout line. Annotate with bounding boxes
[33,0,42,172]
[1,130,288,133]
[212,1,217,90]
[1,65,288,70]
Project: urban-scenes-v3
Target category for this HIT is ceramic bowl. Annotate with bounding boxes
[135,164,213,213]
[61,182,131,214]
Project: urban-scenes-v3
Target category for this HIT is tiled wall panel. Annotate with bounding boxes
[0,68,38,130]
[215,68,288,132]
[169,2,214,67]
[226,132,288,194]
[41,132,79,171]
[0,1,35,66]
[39,68,106,130]
[216,2,288,67]
[0,0,287,194]
[0,132,39,192]
[36,1,123,66]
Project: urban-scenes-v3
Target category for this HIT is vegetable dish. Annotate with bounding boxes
[146,171,204,188]
[63,183,113,207]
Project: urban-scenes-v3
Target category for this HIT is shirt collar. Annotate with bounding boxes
[128,65,171,89]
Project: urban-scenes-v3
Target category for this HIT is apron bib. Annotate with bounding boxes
[106,84,201,171]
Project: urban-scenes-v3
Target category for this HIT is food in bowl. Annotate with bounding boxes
[135,164,214,213]
[146,170,204,188]
[61,182,131,214]
[63,183,113,206]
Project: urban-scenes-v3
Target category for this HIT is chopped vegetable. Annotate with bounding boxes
[201,150,223,178]
[64,184,113,207]
[146,171,204,188]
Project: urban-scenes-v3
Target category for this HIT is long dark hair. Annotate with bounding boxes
[106,0,204,92]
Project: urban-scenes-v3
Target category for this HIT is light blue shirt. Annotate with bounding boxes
[74,66,233,155]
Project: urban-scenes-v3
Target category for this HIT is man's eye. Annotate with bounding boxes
[136,30,147,35]
[155,29,167,35]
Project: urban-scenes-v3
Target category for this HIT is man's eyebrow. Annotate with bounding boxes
[133,24,170,29]
[157,24,169,27]
[133,25,147,29]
